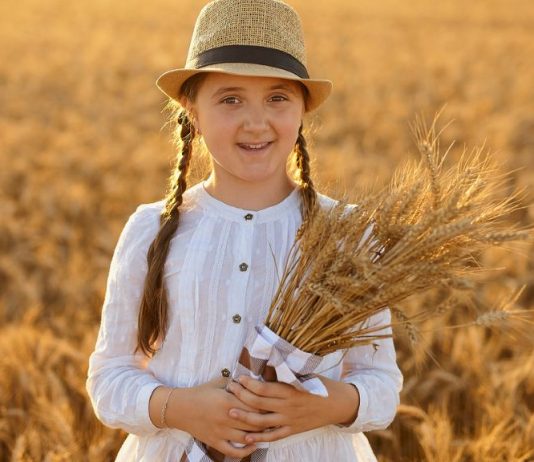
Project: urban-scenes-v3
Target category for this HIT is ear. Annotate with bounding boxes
[180,97,200,133]
[190,110,201,134]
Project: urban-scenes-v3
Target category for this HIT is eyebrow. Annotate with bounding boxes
[211,84,297,99]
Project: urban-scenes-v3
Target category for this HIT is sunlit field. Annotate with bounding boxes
[1,0,533,460]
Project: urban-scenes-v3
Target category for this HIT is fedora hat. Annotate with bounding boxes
[156,0,332,111]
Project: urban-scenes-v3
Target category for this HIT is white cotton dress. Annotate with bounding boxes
[86,181,403,462]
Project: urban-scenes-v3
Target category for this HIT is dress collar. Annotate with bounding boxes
[187,181,302,224]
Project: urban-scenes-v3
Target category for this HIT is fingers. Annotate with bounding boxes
[243,426,292,444]
[225,395,272,431]
[229,407,282,429]
[217,440,257,459]
[225,428,256,445]
[237,376,294,399]
[227,380,282,412]
[232,421,266,432]
[226,389,261,413]
[229,417,265,432]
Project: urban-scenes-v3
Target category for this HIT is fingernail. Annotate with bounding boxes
[229,409,238,418]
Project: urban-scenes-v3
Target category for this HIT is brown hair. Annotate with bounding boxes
[135,75,318,357]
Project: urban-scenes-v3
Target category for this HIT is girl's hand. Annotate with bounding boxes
[226,375,360,444]
[165,377,267,459]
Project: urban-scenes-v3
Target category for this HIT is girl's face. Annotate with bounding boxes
[186,73,306,188]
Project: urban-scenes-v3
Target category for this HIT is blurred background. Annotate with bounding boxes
[0,0,533,460]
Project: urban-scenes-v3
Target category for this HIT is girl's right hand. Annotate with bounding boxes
[165,376,266,458]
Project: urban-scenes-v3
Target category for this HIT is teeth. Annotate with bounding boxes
[242,142,269,150]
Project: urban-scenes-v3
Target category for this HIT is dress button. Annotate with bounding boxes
[221,368,231,378]
[244,213,253,220]
[239,263,249,272]
[232,314,242,324]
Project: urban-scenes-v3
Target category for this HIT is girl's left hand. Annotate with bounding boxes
[226,375,360,444]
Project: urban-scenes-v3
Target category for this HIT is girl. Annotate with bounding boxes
[86,0,403,461]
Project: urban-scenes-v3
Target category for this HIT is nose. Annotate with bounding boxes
[242,102,270,133]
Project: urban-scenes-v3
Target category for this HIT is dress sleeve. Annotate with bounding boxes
[85,204,165,436]
[337,307,403,433]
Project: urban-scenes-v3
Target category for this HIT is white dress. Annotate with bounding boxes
[86,181,403,462]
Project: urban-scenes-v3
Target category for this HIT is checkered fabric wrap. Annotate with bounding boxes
[231,324,329,396]
[181,324,329,461]
[180,436,268,462]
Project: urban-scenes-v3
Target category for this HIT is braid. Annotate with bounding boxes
[295,123,318,238]
[163,111,195,219]
[136,109,195,357]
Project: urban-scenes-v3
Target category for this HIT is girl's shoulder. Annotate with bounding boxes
[126,199,165,231]
[128,185,201,224]
[124,185,202,234]
[114,200,165,257]
[113,188,203,260]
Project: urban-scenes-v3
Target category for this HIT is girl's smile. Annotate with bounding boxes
[237,141,273,152]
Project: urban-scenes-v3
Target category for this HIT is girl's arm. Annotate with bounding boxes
[336,307,403,433]
[86,205,165,436]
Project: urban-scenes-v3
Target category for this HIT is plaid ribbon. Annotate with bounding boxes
[181,324,329,462]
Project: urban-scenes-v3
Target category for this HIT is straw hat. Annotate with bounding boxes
[155,0,332,111]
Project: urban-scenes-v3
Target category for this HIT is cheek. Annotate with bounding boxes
[199,113,234,145]
[283,105,304,131]
[279,115,302,144]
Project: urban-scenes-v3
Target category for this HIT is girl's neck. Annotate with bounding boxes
[203,174,299,211]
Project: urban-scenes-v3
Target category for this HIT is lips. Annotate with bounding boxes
[237,141,273,151]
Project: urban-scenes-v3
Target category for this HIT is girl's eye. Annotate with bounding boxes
[269,95,289,102]
[221,96,240,105]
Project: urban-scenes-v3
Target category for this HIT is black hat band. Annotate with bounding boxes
[192,45,310,79]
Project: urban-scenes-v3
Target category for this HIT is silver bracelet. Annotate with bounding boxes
[160,388,176,428]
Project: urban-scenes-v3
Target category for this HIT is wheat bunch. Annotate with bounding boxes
[264,112,531,356]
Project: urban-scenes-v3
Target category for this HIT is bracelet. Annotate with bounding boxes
[160,387,176,428]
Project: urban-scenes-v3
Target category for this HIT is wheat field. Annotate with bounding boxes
[1,0,533,460]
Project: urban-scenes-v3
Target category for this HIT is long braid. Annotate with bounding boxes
[295,123,318,239]
[136,110,195,356]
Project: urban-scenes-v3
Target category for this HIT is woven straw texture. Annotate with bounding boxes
[186,0,307,67]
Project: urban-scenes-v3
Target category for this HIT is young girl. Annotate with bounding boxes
[86,0,403,460]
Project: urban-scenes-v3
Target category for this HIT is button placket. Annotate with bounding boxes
[231,213,255,329]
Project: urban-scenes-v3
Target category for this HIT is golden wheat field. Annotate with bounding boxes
[1,0,533,460]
